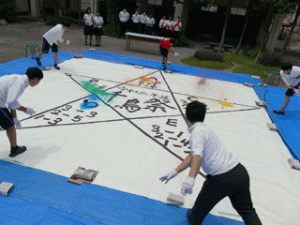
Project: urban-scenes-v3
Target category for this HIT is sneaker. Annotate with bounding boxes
[163,66,166,70]
[273,110,285,115]
[9,146,27,157]
[54,64,60,70]
[36,57,42,66]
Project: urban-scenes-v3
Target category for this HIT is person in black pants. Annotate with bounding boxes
[160,101,262,225]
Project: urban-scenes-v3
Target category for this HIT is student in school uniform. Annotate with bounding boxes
[0,67,43,157]
[119,8,130,38]
[139,12,147,34]
[172,16,182,43]
[93,11,104,46]
[165,16,174,38]
[131,10,140,33]
[158,15,167,37]
[146,14,155,35]
[35,21,70,70]
[83,7,94,46]
[160,101,262,225]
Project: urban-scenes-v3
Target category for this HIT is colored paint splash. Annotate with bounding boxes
[141,77,150,82]
[80,81,113,97]
[213,99,234,108]
[80,101,99,110]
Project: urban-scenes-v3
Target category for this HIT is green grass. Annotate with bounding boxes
[181,53,281,78]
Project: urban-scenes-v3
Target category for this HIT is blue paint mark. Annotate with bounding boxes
[80,101,99,110]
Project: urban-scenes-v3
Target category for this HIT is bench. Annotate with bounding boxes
[206,42,234,52]
[125,32,164,53]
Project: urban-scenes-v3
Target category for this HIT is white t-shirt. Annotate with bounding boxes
[159,19,166,28]
[43,24,64,46]
[0,75,29,110]
[83,13,94,26]
[132,13,140,23]
[119,10,129,22]
[146,17,155,26]
[280,66,300,87]
[94,16,104,28]
[139,14,147,24]
[172,20,182,31]
[188,122,239,175]
[166,20,174,31]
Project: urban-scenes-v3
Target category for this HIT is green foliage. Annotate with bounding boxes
[102,25,119,38]
[194,49,225,62]
[242,45,265,59]
[0,0,18,21]
[46,16,62,26]
[259,51,283,67]
[176,34,191,47]
[181,56,233,70]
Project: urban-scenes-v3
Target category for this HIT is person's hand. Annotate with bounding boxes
[181,177,195,195]
[159,170,178,184]
[25,107,36,116]
[66,40,70,45]
[294,88,300,96]
[13,118,21,129]
[174,52,180,57]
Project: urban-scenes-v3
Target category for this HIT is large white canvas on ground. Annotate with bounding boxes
[1,58,299,224]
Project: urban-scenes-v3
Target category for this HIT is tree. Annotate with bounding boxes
[281,2,300,56]
[0,0,17,21]
[218,0,233,53]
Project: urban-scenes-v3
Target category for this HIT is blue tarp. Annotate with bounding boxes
[0,50,298,225]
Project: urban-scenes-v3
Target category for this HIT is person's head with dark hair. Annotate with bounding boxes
[177,16,180,20]
[25,67,43,87]
[281,62,293,74]
[62,21,71,30]
[170,38,176,44]
[86,7,91,14]
[186,101,207,124]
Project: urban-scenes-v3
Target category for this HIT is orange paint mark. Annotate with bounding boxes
[141,77,151,82]
[220,102,234,108]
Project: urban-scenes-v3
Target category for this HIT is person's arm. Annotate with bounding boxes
[11,109,17,118]
[168,48,175,54]
[188,155,202,179]
[175,153,193,173]
[17,106,27,113]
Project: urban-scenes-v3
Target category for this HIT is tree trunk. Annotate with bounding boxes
[180,0,192,35]
[281,3,300,56]
[235,20,248,54]
[218,1,232,53]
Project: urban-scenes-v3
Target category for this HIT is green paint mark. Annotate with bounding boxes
[80,81,113,96]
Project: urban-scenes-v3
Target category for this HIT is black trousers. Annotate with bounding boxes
[132,23,139,33]
[119,22,127,38]
[189,163,262,225]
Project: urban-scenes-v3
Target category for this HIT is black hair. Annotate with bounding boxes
[86,7,91,14]
[281,62,293,71]
[186,101,207,123]
[62,21,71,28]
[170,38,176,44]
[25,67,43,80]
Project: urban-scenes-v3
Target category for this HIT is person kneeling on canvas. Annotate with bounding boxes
[160,37,179,70]
[0,67,43,157]
[273,62,300,115]
[160,101,262,225]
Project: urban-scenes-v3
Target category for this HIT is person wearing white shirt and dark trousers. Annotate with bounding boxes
[160,101,262,225]
[146,14,155,35]
[158,16,166,37]
[138,12,147,34]
[172,16,182,43]
[35,21,70,70]
[0,67,43,157]
[119,8,130,38]
[274,62,300,115]
[93,11,104,47]
[83,7,94,46]
[131,10,140,33]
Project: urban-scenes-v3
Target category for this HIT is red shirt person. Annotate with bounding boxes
[160,37,179,70]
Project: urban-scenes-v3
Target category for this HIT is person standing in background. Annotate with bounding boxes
[139,12,147,34]
[166,16,173,37]
[93,11,104,46]
[146,14,155,35]
[119,8,130,38]
[131,10,140,33]
[159,16,166,37]
[172,16,182,43]
[83,7,94,46]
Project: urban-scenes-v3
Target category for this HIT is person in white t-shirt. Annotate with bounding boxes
[119,8,130,38]
[35,21,70,70]
[83,7,94,46]
[172,16,182,42]
[160,101,262,225]
[93,11,104,47]
[138,12,147,34]
[131,10,140,33]
[0,67,43,157]
[165,16,173,37]
[158,15,166,37]
[273,62,300,115]
[145,14,155,35]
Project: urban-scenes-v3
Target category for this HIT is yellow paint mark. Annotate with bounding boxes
[141,77,150,82]
[213,99,234,108]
